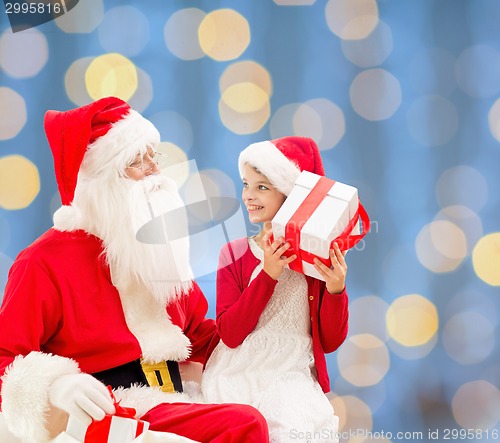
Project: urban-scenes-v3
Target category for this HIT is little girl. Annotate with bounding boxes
[202,137,349,442]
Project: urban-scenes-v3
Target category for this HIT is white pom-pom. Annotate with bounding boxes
[52,205,82,232]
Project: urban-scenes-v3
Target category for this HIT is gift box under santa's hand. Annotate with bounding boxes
[66,387,149,443]
[271,170,370,281]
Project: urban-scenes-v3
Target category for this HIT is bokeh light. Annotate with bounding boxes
[85,53,138,101]
[270,100,345,150]
[157,142,190,188]
[452,380,500,430]
[0,155,40,210]
[426,220,468,260]
[436,166,488,212]
[337,333,390,387]
[0,88,27,140]
[270,103,302,139]
[0,28,48,78]
[98,6,149,57]
[415,220,467,273]
[198,9,250,61]
[341,20,393,68]
[444,289,498,328]
[325,0,379,40]
[330,395,373,434]
[65,57,93,106]
[127,67,153,113]
[219,94,270,135]
[220,61,272,97]
[293,99,346,151]
[488,98,500,143]
[387,335,437,360]
[386,294,438,347]
[434,205,483,255]
[55,0,104,33]
[443,311,495,365]
[218,61,272,135]
[472,233,500,286]
[350,69,402,121]
[348,295,389,341]
[164,8,206,61]
[221,83,269,113]
[292,103,322,145]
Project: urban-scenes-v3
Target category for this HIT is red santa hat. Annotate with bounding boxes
[44,97,159,205]
[238,136,325,196]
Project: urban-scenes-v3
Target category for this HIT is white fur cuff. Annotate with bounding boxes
[1,351,80,443]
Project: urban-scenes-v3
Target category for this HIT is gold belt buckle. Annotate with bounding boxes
[140,360,175,393]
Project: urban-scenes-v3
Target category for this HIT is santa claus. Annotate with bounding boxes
[0,97,269,442]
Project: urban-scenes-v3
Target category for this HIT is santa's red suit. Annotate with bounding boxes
[0,97,269,443]
[0,228,214,378]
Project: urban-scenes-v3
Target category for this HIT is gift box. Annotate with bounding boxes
[272,171,369,281]
[66,388,149,443]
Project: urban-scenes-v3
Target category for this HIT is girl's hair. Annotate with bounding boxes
[246,163,285,197]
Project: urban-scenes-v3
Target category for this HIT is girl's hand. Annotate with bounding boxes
[261,230,297,280]
[314,242,347,294]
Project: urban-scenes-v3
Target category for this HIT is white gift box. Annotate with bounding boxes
[66,414,149,443]
[272,171,366,281]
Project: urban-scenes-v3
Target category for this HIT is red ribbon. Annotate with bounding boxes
[135,421,146,437]
[285,176,335,273]
[83,386,143,442]
[108,386,137,419]
[282,176,370,273]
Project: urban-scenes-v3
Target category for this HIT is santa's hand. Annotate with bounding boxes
[48,373,115,425]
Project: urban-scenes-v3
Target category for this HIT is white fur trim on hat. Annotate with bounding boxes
[1,351,80,443]
[81,110,161,179]
[238,141,301,196]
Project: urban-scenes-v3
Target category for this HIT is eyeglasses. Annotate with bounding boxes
[126,150,167,173]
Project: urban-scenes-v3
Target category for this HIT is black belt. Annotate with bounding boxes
[92,359,183,393]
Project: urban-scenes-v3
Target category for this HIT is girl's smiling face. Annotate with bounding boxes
[241,163,286,225]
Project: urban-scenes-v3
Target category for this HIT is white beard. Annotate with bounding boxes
[74,174,193,306]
